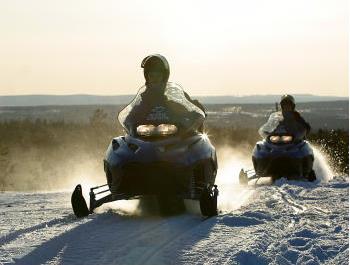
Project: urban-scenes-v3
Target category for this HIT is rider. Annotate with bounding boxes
[141,54,206,113]
[280,94,311,134]
[122,54,206,134]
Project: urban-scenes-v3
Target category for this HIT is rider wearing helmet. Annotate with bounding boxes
[141,54,206,113]
[280,94,311,134]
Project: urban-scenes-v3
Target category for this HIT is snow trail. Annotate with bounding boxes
[0,146,347,264]
[0,176,348,264]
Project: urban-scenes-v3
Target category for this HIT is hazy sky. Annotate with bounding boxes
[0,0,348,96]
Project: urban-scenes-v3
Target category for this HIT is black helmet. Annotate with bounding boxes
[280,94,295,110]
[141,54,170,84]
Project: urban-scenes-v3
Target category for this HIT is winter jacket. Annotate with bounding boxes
[283,110,311,134]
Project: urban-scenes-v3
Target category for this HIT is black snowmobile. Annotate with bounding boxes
[71,83,218,217]
[239,111,316,184]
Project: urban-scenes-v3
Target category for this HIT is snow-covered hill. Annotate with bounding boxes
[1,178,348,265]
[0,149,348,265]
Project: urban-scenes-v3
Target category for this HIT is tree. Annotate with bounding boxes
[89,109,108,128]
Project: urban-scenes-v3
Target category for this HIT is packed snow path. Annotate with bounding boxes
[0,177,348,265]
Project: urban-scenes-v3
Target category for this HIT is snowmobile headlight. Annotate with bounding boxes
[281,135,293,143]
[137,125,156,136]
[157,124,178,136]
[269,135,280,143]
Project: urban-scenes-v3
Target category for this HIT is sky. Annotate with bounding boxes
[0,0,348,96]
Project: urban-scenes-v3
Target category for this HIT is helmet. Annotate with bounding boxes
[141,54,170,84]
[280,94,295,110]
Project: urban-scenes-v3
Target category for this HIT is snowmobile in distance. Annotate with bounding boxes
[239,111,316,184]
[71,83,218,217]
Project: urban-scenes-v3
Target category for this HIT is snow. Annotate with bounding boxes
[0,152,348,264]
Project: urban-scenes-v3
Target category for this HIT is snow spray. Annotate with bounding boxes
[214,146,255,213]
[310,144,334,182]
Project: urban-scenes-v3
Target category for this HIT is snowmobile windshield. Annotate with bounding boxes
[258,111,307,141]
[118,82,205,136]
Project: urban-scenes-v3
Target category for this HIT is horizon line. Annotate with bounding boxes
[0,93,348,98]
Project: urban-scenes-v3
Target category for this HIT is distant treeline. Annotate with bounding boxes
[0,109,348,191]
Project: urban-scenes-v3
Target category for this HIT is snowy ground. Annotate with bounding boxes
[0,150,348,265]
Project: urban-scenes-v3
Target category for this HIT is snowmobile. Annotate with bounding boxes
[71,83,219,217]
[239,111,316,184]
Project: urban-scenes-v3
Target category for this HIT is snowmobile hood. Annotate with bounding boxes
[118,83,205,135]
